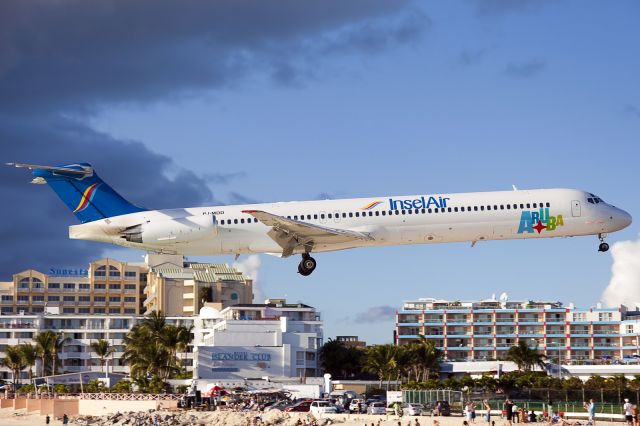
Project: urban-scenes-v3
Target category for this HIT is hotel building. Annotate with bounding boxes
[396,297,640,363]
[194,298,323,380]
[0,312,194,381]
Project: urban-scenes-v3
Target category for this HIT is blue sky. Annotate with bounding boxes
[2,1,639,343]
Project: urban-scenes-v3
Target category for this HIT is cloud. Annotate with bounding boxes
[233,255,264,303]
[470,0,552,16]
[0,114,217,279]
[354,305,396,323]
[458,49,487,67]
[601,235,640,308]
[0,0,428,112]
[623,105,640,119]
[504,59,546,78]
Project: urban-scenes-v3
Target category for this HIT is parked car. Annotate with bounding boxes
[425,400,451,416]
[367,401,387,415]
[349,399,366,413]
[401,403,423,416]
[310,400,339,415]
[285,400,312,412]
[264,400,291,412]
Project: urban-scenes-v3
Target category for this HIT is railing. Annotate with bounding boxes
[4,392,182,401]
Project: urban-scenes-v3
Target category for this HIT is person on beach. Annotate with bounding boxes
[624,399,633,425]
[484,400,491,423]
[583,399,595,426]
[504,399,514,426]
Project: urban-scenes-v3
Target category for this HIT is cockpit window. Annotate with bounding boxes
[588,195,605,204]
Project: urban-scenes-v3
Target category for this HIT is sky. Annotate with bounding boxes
[1,0,639,344]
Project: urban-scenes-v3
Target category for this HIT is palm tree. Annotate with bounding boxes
[18,343,38,383]
[90,339,114,372]
[35,330,57,376]
[505,340,547,371]
[363,344,398,389]
[1,345,26,388]
[50,332,69,376]
[140,310,166,336]
[407,336,441,382]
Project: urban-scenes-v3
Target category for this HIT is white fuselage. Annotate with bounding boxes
[69,188,632,257]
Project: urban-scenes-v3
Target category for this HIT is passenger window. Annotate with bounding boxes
[342,213,346,218]
[506,205,510,210]
[402,210,406,215]
[533,203,537,208]
[355,212,360,217]
[447,207,452,212]
[519,204,524,209]
[294,216,298,220]
[461,207,465,212]
[421,208,426,214]
[474,206,478,211]
[368,211,373,216]
[241,218,246,224]
[428,208,432,213]
[320,214,325,219]
[500,205,504,210]
[328,214,332,219]
[546,202,550,207]
[454,207,459,212]
[313,214,318,219]
[395,210,400,215]
[487,206,491,211]
[220,220,225,225]
[526,203,530,208]
[254,218,258,223]
[382,211,386,216]
[375,211,380,216]
[349,212,353,218]
[407,209,412,214]
[234,219,238,224]
[480,206,484,211]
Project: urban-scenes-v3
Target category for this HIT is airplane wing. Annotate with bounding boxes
[242,209,374,257]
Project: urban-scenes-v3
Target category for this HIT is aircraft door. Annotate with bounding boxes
[571,200,581,217]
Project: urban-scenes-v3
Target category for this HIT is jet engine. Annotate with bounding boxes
[120,215,217,244]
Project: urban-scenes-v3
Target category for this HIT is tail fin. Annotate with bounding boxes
[9,162,146,223]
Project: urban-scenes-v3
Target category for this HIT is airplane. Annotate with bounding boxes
[8,162,632,276]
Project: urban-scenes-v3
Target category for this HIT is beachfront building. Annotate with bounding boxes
[0,311,194,382]
[0,259,148,316]
[396,296,640,363]
[143,255,253,316]
[194,298,323,381]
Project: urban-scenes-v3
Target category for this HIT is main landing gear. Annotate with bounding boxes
[598,233,610,252]
[298,254,317,276]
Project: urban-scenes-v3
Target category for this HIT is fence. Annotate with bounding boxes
[403,390,464,408]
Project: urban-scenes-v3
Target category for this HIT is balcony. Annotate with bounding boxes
[93,301,106,306]
[16,300,29,305]
[1,299,13,305]
[62,288,77,293]
[93,288,106,293]
[124,288,137,294]
[30,287,45,293]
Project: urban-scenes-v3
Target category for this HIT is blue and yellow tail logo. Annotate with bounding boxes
[73,183,101,213]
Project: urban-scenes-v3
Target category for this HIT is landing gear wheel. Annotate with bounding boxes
[598,233,609,253]
[298,254,317,276]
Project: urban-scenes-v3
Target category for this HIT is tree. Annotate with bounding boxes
[363,344,398,389]
[505,341,546,372]
[406,336,441,382]
[18,343,38,383]
[35,331,68,376]
[90,339,114,372]
[1,345,26,388]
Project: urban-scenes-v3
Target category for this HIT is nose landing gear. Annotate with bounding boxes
[598,233,610,252]
[298,254,317,276]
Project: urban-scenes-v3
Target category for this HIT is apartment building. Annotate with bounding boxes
[0,312,194,381]
[194,298,323,380]
[396,297,640,362]
[144,255,253,315]
[0,259,147,316]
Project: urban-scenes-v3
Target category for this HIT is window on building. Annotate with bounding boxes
[62,308,75,314]
[79,283,90,290]
[573,313,586,322]
[109,284,121,290]
[124,308,136,314]
[93,308,105,314]
[230,293,238,300]
[48,283,60,290]
[78,308,90,314]
[94,296,106,302]
[598,312,613,321]
[108,266,120,278]
[296,351,305,366]
[94,266,106,277]
[109,308,121,314]
[124,284,136,290]
[47,296,60,302]
[78,296,90,302]
[63,296,75,302]
[94,284,106,290]
[63,283,75,290]
[109,297,121,303]
[626,324,634,334]
[32,296,44,302]
[18,278,29,289]
[124,297,136,303]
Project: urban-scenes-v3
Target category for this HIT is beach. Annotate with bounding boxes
[0,409,626,426]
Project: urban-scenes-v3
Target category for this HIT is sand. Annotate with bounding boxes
[0,408,626,426]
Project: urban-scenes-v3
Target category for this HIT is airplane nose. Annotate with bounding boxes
[619,209,633,229]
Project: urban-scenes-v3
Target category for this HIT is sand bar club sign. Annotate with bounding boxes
[197,346,284,379]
